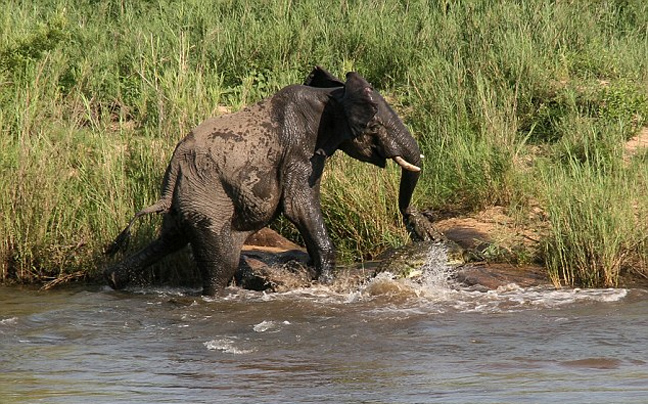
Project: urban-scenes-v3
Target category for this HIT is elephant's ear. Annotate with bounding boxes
[341,72,378,138]
[304,66,344,88]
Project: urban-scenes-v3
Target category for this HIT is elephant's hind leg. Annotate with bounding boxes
[104,228,187,290]
[189,227,248,296]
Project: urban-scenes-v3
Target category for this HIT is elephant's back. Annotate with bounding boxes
[191,100,275,141]
[170,106,283,228]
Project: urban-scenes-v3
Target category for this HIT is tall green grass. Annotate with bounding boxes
[539,149,647,288]
[1,0,648,287]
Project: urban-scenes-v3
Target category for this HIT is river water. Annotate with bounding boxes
[2,258,648,403]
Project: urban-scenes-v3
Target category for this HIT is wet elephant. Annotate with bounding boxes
[104,66,424,295]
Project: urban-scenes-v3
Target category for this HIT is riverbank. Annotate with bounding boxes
[430,206,648,290]
[2,0,648,288]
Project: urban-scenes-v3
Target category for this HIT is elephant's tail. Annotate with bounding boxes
[104,199,170,256]
[105,148,181,256]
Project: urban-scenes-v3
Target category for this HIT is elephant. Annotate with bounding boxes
[104,66,425,295]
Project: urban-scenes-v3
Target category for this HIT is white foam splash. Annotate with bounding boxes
[355,244,457,302]
[495,286,628,306]
[0,317,18,326]
[420,244,456,288]
[123,286,201,297]
[253,320,290,333]
[204,337,255,354]
[354,244,630,312]
[124,243,629,313]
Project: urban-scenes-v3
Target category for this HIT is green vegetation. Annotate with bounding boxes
[2,0,648,288]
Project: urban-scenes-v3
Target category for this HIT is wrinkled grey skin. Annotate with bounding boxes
[105,67,423,295]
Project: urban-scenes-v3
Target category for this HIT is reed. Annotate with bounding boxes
[2,0,647,287]
[538,153,648,288]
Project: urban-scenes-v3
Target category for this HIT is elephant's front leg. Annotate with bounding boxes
[282,187,335,283]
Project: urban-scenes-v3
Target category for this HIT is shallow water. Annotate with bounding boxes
[2,261,648,403]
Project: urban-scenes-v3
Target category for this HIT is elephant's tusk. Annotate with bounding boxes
[394,156,421,172]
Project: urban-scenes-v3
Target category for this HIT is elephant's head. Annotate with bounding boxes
[305,67,424,233]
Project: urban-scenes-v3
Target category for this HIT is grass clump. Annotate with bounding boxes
[2,0,648,288]
[539,155,647,288]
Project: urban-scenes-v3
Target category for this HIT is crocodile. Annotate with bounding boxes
[236,214,468,290]
[373,239,466,280]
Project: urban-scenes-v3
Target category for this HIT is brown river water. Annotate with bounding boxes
[2,250,648,403]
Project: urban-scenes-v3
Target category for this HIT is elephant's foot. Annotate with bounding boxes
[104,267,130,290]
[317,269,335,285]
[200,274,232,296]
[201,284,217,296]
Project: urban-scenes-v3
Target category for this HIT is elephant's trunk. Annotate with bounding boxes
[392,139,422,218]
[396,156,421,218]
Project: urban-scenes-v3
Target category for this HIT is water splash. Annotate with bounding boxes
[0,317,18,326]
[354,243,629,312]
[358,243,457,301]
[113,243,629,312]
[204,337,255,354]
[253,320,290,333]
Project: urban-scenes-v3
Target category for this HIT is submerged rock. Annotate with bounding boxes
[237,247,312,292]
[237,228,312,291]
[454,263,549,291]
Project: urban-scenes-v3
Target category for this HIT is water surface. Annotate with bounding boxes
[1,267,647,403]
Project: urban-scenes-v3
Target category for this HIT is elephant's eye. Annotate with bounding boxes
[366,118,381,133]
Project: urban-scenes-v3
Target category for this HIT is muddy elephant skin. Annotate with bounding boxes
[105,67,423,295]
